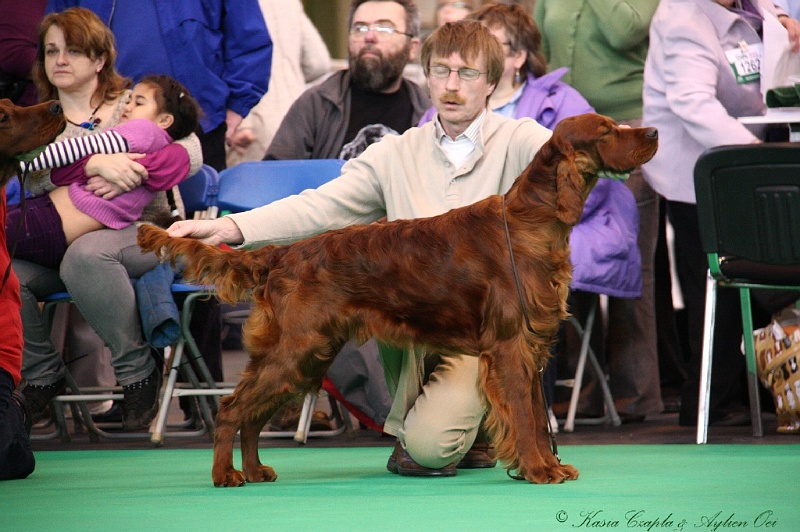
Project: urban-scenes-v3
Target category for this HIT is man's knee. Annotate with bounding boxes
[403,422,474,469]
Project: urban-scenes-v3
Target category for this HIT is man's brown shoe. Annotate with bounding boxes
[386,443,457,477]
[457,421,498,469]
[456,443,497,469]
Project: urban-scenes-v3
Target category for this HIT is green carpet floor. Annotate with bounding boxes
[2,444,797,531]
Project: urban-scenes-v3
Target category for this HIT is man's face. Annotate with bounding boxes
[428,52,496,139]
[348,1,417,92]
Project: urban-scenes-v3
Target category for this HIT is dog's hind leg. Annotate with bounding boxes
[480,341,579,484]
[240,411,277,483]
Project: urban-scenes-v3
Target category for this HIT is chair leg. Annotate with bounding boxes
[151,341,183,445]
[294,392,318,444]
[697,272,717,444]
[563,294,598,432]
[738,288,763,438]
[586,343,621,427]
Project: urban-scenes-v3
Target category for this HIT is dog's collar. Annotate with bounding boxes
[15,145,47,162]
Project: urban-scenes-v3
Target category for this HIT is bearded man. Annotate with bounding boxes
[260,0,430,430]
[264,0,430,161]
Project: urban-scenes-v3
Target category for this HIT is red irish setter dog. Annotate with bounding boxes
[0,99,65,186]
[138,113,658,486]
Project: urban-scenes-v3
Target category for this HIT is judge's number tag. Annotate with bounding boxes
[726,41,762,84]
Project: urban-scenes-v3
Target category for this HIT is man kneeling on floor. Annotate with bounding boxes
[166,16,554,476]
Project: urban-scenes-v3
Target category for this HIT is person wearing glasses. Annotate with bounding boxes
[166,19,552,477]
[264,0,430,161]
[418,3,641,434]
[436,1,474,26]
[261,1,430,434]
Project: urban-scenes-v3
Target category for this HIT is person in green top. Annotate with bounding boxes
[534,0,664,422]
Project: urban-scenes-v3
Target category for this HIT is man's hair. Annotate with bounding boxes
[468,2,548,78]
[348,0,421,38]
[420,19,504,87]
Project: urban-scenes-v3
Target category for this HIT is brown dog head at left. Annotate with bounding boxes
[0,99,66,187]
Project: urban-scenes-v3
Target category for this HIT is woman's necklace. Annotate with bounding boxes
[66,100,103,130]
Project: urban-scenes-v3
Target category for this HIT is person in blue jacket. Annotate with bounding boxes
[46,0,273,171]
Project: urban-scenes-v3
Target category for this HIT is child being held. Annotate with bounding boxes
[6,74,200,269]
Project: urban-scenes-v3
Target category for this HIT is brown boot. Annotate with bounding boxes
[456,421,497,469]
[386,442,457,477]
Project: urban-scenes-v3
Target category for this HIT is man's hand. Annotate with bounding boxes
[229,127,256,155]
[84,153,148,191]
[166,216,245,247]
[224,110,244,147]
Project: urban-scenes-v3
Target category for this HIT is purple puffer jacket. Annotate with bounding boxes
[420,67,641,297]
[569,178,641,298]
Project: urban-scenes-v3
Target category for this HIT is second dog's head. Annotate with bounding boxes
[0,99,66,186]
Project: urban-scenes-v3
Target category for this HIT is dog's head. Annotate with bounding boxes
[537,113,658,225]
[0,98,66,186]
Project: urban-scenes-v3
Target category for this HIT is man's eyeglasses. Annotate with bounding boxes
[349,23,413,39]
[428,65,486,82]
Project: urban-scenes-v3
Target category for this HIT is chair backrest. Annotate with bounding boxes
[694,143,800,265]
[4,175,22,206]
[216,159,345,213]
[178,164,220,215]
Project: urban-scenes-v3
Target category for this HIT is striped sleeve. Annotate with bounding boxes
[23,130,130,172]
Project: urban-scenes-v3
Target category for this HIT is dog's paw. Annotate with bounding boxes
[245,465,277,483]
[512,460,579,484]
[213,468,247,487]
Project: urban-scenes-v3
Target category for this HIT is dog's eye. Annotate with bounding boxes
[0,114,9,123]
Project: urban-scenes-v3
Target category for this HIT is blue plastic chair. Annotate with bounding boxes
[215,159,354,442]
[4,175,22,206]
[178,164,220,217]
[216,159,345,213]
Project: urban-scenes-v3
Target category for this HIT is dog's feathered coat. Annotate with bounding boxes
[138,113,658,486]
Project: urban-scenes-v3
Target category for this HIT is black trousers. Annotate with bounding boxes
[667,201,798,422]
[189,121,227,380]
[197,122,227,172]
[0,369,34,480]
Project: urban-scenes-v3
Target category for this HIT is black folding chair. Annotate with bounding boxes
[694,143,800,443]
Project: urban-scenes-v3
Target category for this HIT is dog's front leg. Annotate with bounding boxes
[480,342,578,484]
[524,350,579,483]
[240,413,276,483]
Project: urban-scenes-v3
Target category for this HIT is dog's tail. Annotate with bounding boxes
[137,224,271,303]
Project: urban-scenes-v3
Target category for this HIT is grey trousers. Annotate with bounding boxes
[18,225,158,387]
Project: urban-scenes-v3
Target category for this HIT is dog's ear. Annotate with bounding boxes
[555,153,586,226]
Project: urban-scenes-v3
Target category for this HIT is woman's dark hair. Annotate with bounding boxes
[138,74,200,140]
[468,2,548,78]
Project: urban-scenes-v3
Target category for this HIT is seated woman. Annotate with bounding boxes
[6,75,200,269]
[17,7,203,433]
